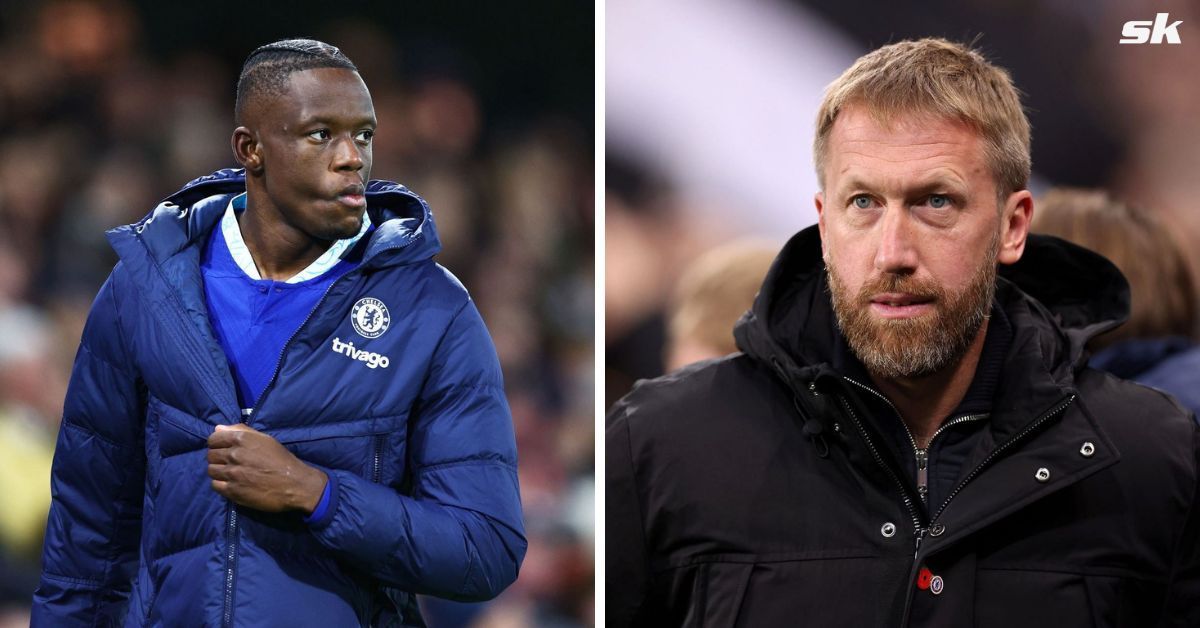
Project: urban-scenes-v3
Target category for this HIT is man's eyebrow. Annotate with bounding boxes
[832,177,875,199]
[904,177,967,196]
[299,114,378,127]
[833,175,967,199]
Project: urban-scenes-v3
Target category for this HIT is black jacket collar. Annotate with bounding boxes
[734,224,1130,439]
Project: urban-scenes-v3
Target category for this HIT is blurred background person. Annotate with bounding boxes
[1033,188,1200,417]
[606,0,1200,404]
[604,152,696,406]
[0,2,594,626]
[664,240,776,371]
[0,308,60,625]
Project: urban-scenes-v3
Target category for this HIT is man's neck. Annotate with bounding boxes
[867,319,989,449]
[238,198,334,282]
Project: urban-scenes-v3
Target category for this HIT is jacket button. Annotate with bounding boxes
[880,522,896,538]
[930,575,944,595]
[1035,467,1051,482]
[1080,442,1095,457]
[929,523,945,537]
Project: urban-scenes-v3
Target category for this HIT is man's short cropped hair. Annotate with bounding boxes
[814,38,1031,198]
[1033,187,1198,348]
[234,38,358,125]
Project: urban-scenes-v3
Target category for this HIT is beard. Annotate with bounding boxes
[827,234,998,380]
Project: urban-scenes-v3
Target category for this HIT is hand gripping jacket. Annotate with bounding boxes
[33,169,526,627]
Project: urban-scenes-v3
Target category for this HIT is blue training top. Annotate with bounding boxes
[200,193,371,409]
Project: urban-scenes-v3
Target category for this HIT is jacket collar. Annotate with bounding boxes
[219,192,371,283]
[106,168,442,270]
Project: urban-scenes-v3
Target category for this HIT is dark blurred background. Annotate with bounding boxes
[0,1,594,626]
[606,0,1200,407]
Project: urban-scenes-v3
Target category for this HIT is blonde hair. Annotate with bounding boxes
[668,241,778,359]
[1033,188,1198,348]
[814,38,1031,197]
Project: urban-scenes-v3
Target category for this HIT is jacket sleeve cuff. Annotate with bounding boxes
[303,469,339,528]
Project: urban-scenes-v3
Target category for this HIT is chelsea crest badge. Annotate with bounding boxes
[351,297,391,339]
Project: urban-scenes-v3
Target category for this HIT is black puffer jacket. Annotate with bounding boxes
[606,226,1200,627]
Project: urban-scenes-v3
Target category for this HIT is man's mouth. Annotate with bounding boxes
[868,293,935,318]
[337,184,366,209]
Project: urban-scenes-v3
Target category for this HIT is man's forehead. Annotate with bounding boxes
[253,67,374,126]
[284,67,366,93]
[824,106,992,196]
[830,104,978,148]
[286,68,371,105]
[830,108,985,167]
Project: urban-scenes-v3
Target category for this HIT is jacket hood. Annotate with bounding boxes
[734,225,1130,387]
[106,168,441,268]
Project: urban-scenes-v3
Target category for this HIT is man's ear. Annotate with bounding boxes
[231,127,264,174]
[997,189,1033,265]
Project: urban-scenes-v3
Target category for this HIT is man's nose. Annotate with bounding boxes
[333,136,365,172]
[873,206,918,273]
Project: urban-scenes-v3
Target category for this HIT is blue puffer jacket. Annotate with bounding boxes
[32,169,526,627]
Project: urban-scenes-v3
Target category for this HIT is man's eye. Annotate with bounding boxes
[355,130,374,143]
[308,129,331,141]
[852,196,872,209]
[928,194,950,209]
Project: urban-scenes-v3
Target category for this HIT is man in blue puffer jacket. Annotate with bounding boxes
[32,39,525,627]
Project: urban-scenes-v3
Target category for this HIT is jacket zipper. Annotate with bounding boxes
[222,507,239,627]
[136,233,246,627]
[836,394,926,543]
[372,434,385,483]
[774,368,925,549]
[930,395,1076,524]
[843,378,923,500]
[916,413,989,503]
[899,395,1076,627]
[220,273,357,628]
[843,377,988,505]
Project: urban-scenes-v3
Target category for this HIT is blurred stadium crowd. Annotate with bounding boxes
[0,1,593,626]
[606,0,1200,409]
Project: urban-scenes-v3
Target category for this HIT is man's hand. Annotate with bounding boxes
[206,423,328,514]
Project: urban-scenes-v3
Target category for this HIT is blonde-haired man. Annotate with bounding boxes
[607,38,1199,626]
[665,240,777,371]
